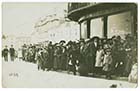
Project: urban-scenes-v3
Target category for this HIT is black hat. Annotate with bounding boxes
[89,36,99,42]
[60,40,66,43]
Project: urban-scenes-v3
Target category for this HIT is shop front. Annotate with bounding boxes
[68,3,137,39]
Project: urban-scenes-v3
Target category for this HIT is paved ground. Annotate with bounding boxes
[2,59,137,88]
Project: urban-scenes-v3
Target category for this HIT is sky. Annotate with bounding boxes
[2,2,67,36]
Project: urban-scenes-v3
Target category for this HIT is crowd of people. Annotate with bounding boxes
[2,34,137,80]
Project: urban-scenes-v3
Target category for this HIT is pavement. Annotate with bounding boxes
[2,59,137,88]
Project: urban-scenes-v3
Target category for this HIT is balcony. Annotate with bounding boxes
[67,3,137,22]
[67,3,100,21]
[68,3,97,13]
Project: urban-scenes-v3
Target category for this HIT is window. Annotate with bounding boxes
[90,18,103,38]
[108,11,132,39]
[81,21,87,39]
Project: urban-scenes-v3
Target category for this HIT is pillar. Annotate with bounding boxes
[103,16,108,38]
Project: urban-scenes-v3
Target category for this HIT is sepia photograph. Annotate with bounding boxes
[1,2,138,88]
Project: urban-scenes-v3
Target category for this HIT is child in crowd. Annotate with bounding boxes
[102,48,113,79]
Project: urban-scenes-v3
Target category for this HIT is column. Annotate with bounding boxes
[87,19,91,38]
[103,16,108,38]
[79,22,82,39]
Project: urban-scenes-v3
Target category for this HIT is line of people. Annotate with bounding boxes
[19,34,137,79]
[2,34,137,80]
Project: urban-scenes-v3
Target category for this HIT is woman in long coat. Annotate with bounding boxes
[36,48,44,70]
[53,46,61,71]
[42,48,49,71]
[95,45,104,74]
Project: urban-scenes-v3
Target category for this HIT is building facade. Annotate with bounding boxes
[32,14,80,44]
[67,3,137,39]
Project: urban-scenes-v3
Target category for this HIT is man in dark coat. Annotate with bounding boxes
[9,45,15,61]
[2,45,9,61]
[47,41,54,71]
[59,40,67,70]
[84,37,99,73]
[78,39,89,76]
